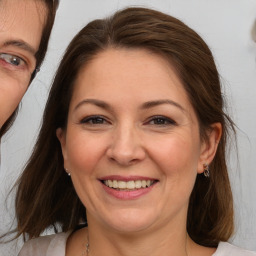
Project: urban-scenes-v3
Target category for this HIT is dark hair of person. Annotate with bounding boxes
[15,7,235,247]
[0,0,59,138]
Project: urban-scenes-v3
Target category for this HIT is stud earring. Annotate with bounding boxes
[65,169,71,176]
[203,164,210,178]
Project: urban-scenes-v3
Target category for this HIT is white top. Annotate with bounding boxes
[18,231,256,256]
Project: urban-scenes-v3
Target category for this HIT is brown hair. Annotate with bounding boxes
[0,0,59,138]
[15,7,235,246]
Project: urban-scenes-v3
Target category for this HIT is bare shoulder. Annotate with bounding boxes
[18,231,71,256]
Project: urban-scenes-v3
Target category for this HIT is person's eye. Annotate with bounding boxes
[146,116,177,126]
[0,53,26,68]
[80,115,109,125]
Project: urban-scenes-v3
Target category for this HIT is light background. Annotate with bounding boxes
[0,0,256,255]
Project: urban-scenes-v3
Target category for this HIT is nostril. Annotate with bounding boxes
[108,156,139,166]
[106,139,146,165]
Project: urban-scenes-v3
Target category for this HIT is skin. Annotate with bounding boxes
[57,48,221,256]
[0,0,46,128]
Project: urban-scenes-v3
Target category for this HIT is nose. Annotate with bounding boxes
[106,124,146,166]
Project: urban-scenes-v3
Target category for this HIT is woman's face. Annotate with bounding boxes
[58,48,220,234]
[0,0,46,128]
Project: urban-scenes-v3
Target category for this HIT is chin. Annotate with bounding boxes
[101,209,159,234]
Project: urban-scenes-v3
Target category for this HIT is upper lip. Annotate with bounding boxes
[99,175,158,182]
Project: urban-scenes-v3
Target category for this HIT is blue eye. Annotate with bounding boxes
[0,53,25,67]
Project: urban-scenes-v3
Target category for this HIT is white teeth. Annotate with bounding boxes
[118,181,126,189]
[108,180,113,187]
[104,179,154,190]
[127,181,135,189]
[141,180,147,188]
[113,180,118,188]
[135,180,142,188]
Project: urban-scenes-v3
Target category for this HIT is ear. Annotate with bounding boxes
[56,128,69,171]
[197,122,222,174]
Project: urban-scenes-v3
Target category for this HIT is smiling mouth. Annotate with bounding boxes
[102,180,157,190]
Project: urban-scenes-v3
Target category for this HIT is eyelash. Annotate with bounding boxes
[146,115,177,126]
[0,53,27,69]
[80,115,109,125]
[80,115,176,127]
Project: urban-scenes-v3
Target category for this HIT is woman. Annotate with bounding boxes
[0,0,59,138]
[17,7,256,256]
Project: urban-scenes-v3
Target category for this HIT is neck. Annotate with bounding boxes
[85,222,190,256]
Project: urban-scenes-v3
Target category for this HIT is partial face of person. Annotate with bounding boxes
[0,0,46,127]
[57,48,220,234]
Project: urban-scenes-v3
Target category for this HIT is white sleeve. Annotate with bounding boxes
[18,232,70,256]
[215,242,256,256]
[18,235,53,256]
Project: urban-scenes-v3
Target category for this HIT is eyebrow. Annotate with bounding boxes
[74,99,185,112]
[141,99,185,111]
[3,40,37,55]
[74,99,112,111]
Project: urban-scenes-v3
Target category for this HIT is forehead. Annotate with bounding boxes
[72,48,192,110]
[0,0,47,52]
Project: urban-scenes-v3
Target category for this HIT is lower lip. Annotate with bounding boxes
[101,183,155,200]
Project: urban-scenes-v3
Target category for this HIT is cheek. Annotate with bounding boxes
[66,133,105,174]
[0,73,28,97]
[0,78,26,124]
[152,136,200,204]
[148,134,201,177]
